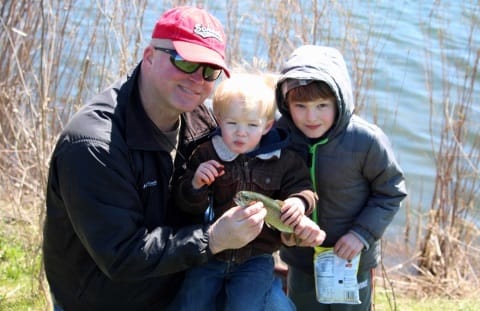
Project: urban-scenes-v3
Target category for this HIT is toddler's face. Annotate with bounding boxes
[288,97,336,139]
[218,99,272,154]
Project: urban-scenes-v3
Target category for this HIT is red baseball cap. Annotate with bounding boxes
[152,6,230,77]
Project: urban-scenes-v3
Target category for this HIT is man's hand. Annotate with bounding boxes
[208,202,266,254]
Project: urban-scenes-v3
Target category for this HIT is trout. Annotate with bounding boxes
[233,190,293,233]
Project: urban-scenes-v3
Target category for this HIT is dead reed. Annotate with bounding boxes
[395,1,480,301]
[0,0,149,307]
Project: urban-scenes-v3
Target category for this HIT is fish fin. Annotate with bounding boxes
[265,222,274,230]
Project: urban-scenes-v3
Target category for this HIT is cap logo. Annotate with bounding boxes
[193,24,223,42]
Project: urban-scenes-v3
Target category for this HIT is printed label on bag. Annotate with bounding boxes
[313,246,361,304]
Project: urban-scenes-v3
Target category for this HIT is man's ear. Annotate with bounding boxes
[144,46,154,64]
[263,120,274,135]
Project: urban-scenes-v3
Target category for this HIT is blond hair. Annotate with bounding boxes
[212,73,276,121]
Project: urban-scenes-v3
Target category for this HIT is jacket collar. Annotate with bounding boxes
[120,62,173,152]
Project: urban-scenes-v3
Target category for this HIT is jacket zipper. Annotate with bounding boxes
[309,138,328,224]
[230,158,251,263]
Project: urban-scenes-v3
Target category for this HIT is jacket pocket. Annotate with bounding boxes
[251,166,283,196]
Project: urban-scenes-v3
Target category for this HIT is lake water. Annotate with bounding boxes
[78,1,480,235]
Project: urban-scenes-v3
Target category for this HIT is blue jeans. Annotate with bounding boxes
[50,293,64,311]
[170,254,274,311]
[52,265,296,311]
[287,265,373,311]
[264,275,297,311]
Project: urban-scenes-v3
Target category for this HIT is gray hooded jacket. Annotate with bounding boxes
[276,45,407,273]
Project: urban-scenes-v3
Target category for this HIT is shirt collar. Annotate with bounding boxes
[211,135,281,162]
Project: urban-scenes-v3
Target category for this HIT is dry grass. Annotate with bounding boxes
[411,1,480,295]
[382,238,480,300]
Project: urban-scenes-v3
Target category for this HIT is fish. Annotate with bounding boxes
[233,190,293,233]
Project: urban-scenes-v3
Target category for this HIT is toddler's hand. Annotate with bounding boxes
[192,160,224,189]
[280,197,305,227]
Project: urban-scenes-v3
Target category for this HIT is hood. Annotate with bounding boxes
[275,45,354,139]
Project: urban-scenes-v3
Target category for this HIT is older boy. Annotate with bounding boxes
[275,45,407,311]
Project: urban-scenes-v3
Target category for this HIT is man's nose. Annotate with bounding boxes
[188,68,204,83]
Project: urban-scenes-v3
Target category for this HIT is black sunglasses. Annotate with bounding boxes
[153,47,223,82]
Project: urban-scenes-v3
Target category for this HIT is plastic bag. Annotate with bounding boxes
[313,246,361,304]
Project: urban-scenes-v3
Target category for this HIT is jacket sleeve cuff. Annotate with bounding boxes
[290,190,317,216]
[186,184,209,198]
[349,227,372,250]
[200,225,214,259]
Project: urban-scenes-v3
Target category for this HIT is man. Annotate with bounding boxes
[43,7,269,310]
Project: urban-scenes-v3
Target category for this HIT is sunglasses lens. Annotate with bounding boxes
[169,53,222,81]
[173,56,201,73]
[203,66,223,82]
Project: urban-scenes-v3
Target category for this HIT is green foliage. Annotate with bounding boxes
[0,228,46,311]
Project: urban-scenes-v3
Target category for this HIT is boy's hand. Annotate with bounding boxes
[281,216,325,247]
[334,232,364,261]
[192,160,225,189]
[293,216,326,247]
[280,197,305,227]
